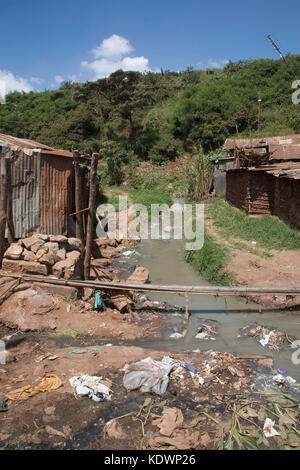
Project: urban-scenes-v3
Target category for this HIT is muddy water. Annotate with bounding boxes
[115,220,300,381]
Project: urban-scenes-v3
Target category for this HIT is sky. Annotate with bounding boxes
[0,0,299,95]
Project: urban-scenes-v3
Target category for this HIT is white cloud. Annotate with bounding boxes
[92,34,134,59]
[207,59,229,69]
[30,76,44,85]
[82,56,150,78]
[54,75,64,84]
[81,34,151,79]
[0,69,33,95]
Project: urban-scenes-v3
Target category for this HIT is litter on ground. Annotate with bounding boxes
[69,375,112,402]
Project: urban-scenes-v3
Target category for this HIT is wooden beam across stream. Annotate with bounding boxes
[5,273,300,296]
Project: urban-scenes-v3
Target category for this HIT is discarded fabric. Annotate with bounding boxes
[69,375,111,402]
[6,374,62,401]
[68,347,101,356]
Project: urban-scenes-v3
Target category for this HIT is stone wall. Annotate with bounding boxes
[2,234,83,279]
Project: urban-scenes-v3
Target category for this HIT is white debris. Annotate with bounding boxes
[273,374,296,385]
[263,418,280,438]
[169,332,183,339]
[69,375,111,402]
[259,333,272,347]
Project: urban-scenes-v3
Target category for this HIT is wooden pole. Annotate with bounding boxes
[5,273,300,297]
[73,150,84,244]
[6,155,15,243]
[184,291,190,323]
[84,152,99,280]
[0,153,8,267]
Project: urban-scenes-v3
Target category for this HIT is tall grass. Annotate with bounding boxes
[184,232,235,286]
[206,197,300,250]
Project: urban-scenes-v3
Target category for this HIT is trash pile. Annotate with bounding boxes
[2,234,83,279]
[238,323,294,351]
[123,353,251,396]
[252,371,300,400]
[195,320,218,341]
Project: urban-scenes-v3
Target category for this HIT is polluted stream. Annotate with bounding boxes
[114,234,300,383]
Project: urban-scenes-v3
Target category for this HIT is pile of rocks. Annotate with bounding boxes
[2,234,83,280]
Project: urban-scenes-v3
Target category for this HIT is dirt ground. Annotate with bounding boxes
[0,288,162,340]
[1,333,291,451]
[205,216,300,310]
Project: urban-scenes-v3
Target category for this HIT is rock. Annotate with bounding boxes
[44,242,59,255]
[22,235,45,250]
[38,253,57,266]
[142,300,154,309]
[36,247,49,260]
[95,238,118,248]
[51,260,65,278]
[67,237,82,251]
[4,243,23,260]
[30,241,46,253]
[82,288,93,301]
[127,267,149,284]
[49,235,68,244]
[108,293,134,313]
[23,248,36,262]
[90,258,110,267]
[56,248,66,260]
[52,251,82,279]
[2,259,48,276]
[99,246,119,259]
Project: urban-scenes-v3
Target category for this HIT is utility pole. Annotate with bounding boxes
[267,34,299,82]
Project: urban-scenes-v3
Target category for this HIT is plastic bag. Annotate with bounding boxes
[123,357,177,395]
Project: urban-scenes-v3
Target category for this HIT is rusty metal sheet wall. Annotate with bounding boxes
[40,154,73,235]
[0,145,41,238]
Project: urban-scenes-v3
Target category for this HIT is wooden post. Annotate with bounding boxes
[6,155,15,244]
[184,291,190,323]
[0,154,7,267]
[84,152,99,280]
[73,150,84,244]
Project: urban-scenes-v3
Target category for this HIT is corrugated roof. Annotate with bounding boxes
[0,133,54,150]
[227,162,300,180]
[223,134,300,161]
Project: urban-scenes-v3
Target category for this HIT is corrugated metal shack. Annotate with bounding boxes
[0,133,86,238]
[224,135,300,230]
